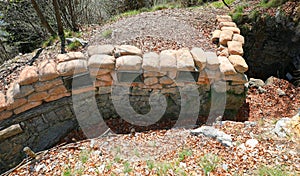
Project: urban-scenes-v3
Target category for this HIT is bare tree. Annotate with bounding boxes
[52,0,66,53]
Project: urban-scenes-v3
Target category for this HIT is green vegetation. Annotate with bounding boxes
[123,161,133,173]
[199,153,221,176]
[79,149,90,164]
[178,148,193,162]
[260,0,289,8]
[67,40,81,51]
[257,165,292,176]
[62,167,72,176]
[146,160,155,170]
[211,0,236,8]
[42,35,59,48]
[101,29,113,38]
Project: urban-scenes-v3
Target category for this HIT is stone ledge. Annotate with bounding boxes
[0,124,23,141]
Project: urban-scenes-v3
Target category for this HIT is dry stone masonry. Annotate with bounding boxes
[0,15,248,173]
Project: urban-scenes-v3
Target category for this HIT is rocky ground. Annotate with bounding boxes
[1,1,300,175]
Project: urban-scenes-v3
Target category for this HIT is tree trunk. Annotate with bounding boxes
[31,0,56,36]
[53,0,66,54]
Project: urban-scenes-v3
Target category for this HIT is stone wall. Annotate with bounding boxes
[0,15,248,173]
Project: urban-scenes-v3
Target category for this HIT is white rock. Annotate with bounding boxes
[245,139,259,148]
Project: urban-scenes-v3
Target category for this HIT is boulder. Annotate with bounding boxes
[142,52,160,72]
[232,34,245,45]
[225,73,248,84]
[248,78,265,88]
[228,41,244,55]
[160,50,177,71]
[190,47,207,71]
[116,55,142,71]
[228,55,248,73]
[88,45,114,56]
[219,22,237,28]
[219,56,237,75]
[38,60,59,81]
[212,30,221,44]
[205,52,220,70]
[114,45,142,57]
[221,27,241,34]
[176,48,195,71]
[18,66,39,85]
[219,30,233,46]
[57,60,88,76]
[216,15,232,22]
[57,52,86,63]
[88,54,115,70]
[160,76,174,85]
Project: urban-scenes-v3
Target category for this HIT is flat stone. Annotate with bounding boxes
[44,93,71,102]
[228,41,244,55]
[96,74,112,82]
[159,50,177,71]
[7,82,34,99]
[57,60,88,76]
[176,48,195,71]
[89,68,111,77]
[232,34,245,45]
[219,56,237,75]
[0,111,13,121]
[143,71,166,77]
[34,78,63,92]
[219,22,237,28]
[212,30,221,44]
[114,45,142,57]
[6,98,27,111]
[48,85,68,96]
[38,60,59,81]
[0,124,23,141]
[160,76,174,85]
[205,52,220,70]
[217,15,232,22]
[228,55,248,73]
[94,80,113,87]
[28,92,49,102]
[72,86,96,95]
[142,52,160,71]
[190,47,206,71]
[57,52,86,63]
[88,45,114,56]
[144,77,158,86]
[88,54,115,69]
[140,84,162,89]
[224,73,248,83]
[14,101,42,115]
[221,27,241,34]
[98,87,112,95]
[116,55,142,71]
[18,66,39,85]
[219,30,233,46]
[0,92,6,112]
